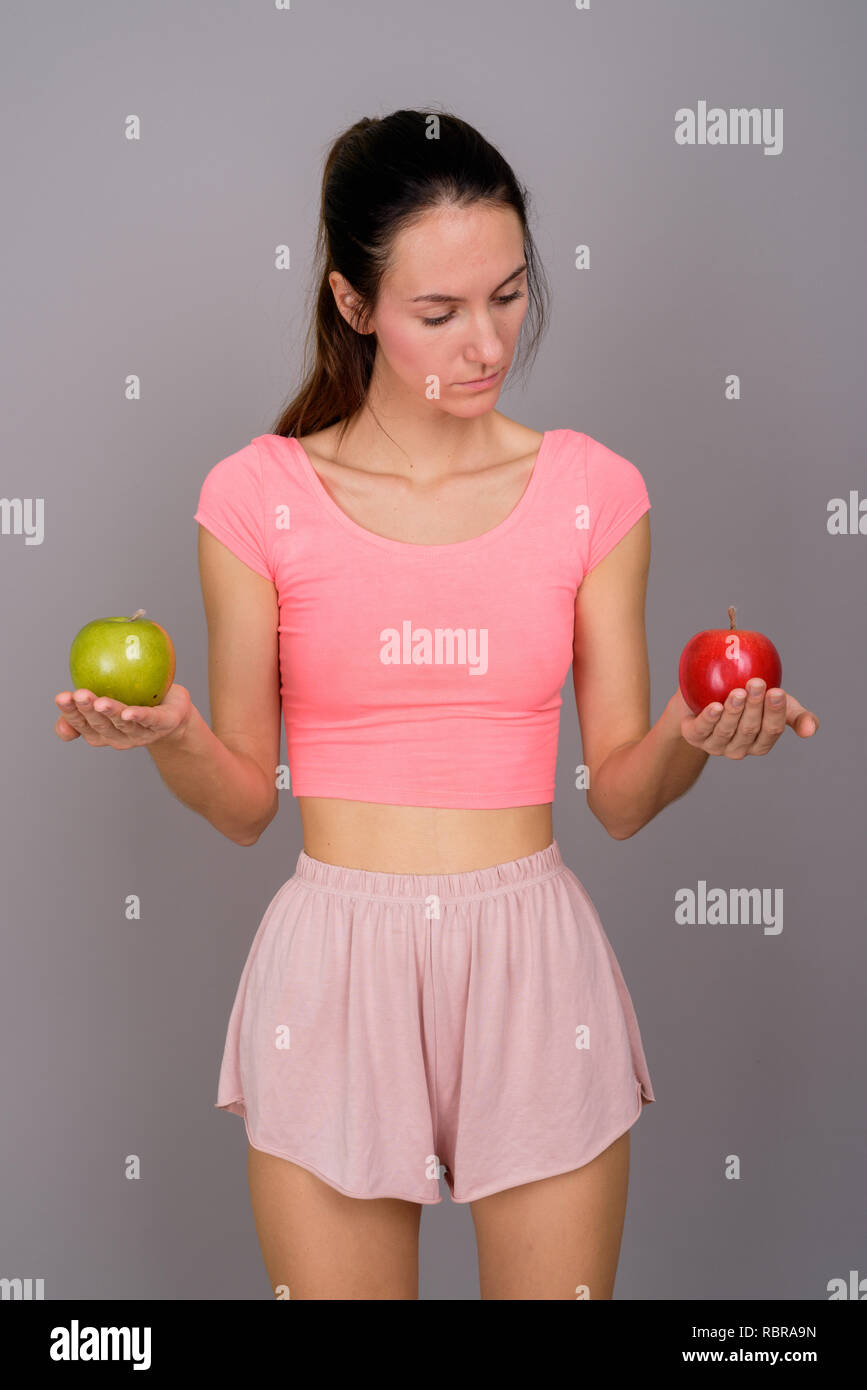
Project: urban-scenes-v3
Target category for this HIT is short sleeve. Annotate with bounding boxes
[193,439,273,581]
[583,433,651,573]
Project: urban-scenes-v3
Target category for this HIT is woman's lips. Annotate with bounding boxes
[455,368,503,389]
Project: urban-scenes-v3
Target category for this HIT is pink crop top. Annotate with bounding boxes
[193,428,650,809]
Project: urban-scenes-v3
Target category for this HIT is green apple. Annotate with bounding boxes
[69,609,176,707]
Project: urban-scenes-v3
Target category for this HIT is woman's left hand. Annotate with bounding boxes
[676,680,819,758]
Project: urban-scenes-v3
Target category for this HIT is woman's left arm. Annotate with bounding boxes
[572,514,820,841]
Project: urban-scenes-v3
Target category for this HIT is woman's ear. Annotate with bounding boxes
[328,271,373,334]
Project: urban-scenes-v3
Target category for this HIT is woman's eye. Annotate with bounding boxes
[421,289,524,328]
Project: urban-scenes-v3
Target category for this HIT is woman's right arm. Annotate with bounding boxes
[54,527,281,847]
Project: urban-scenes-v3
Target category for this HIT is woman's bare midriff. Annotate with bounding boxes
[297,799,554,874]
[295,414,555,874]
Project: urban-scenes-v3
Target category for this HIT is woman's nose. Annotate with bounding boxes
[462,323,504,365]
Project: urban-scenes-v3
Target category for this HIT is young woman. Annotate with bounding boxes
[54,109,819,1300]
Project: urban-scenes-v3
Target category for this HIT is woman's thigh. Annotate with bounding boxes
[247,1144,424,1300]
[469,1130,631,1300]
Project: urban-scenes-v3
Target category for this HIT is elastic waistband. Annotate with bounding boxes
[293,839,565,904]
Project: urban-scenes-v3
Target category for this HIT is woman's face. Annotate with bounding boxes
[332,202,530,416]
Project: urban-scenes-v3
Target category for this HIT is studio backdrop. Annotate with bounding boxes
[3,0,865,1300]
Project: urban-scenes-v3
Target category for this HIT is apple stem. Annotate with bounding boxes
[131,609,146,621]
[728,605,737,629]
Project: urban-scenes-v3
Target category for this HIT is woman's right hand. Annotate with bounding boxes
[53,683,193,749]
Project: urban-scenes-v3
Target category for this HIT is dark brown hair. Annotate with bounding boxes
[270,107,551,445]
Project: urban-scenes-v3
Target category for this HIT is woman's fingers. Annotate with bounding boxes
[54,687,182,746]
[747,686,790,756]
[782,693,820,737]
[54,713,81,741]
[70,691,127,740]
[681,682,819,757]
[116,705,161,732]
[727,679,768,748]
[698,687,749,753]
[55,690,137,744]
[685,703,725,742]
[55,692,92,736]
[91,695,154,737]
[719,679,785,758]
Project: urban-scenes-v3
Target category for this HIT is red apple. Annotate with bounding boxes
[678,606,782,716]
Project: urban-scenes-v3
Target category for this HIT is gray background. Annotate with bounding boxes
[3,0,865,1299]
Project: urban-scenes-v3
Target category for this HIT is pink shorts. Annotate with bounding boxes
[215,839,655,1205]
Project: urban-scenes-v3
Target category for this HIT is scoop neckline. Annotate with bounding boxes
[281,429,554,553]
